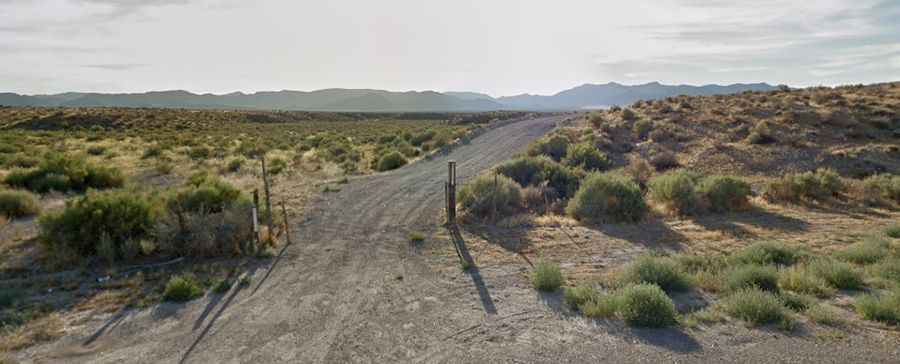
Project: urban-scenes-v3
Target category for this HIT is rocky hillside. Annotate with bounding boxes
[577,82,900,178]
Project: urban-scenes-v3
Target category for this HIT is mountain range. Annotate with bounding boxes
[0,82,775,112]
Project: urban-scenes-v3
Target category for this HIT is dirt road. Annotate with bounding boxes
[22,114,900,363]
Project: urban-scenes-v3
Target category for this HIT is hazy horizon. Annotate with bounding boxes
[2,0,898,96]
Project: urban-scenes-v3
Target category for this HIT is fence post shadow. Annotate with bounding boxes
[449,224,498,315]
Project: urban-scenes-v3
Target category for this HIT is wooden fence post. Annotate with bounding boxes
[280,200,292,247]
[251,189,260,254]
[261,155,274,238]
[447,160,457,225]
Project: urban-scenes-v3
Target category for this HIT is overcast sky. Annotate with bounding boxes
[1,0,898,96]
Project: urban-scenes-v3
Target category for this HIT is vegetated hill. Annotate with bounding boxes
[498,82,776,110]
[1,82,774,111]
[575,82,900,178]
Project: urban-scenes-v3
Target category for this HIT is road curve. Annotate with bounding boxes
[29,115,564,363]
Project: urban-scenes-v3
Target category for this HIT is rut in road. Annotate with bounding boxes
[37,115,563,364]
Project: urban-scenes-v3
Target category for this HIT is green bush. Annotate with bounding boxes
[168,175,244,214]
[731,241,802,266]
[457,173,522,218]
[721,288,788,325]
[564,284,601,309]
[566,172,647,223]
[527,135,569,161]
[375,151,407,172]
[886,224,900,238]
[531,260,564,292]
[581,294,622,319]
[618,284,678,327]
[3,153,124,193]
[86,146,106,156]
[806,304,844,326]
[410,130,436,146]
[212,279,232,294]
[562,143,609,171]
[855,289,900,325]
[778,266,836,297]
[808,258,865,290]
[780,292,814,312]
[835,236,890,264]
[39,189,162,257]
[619,256,691,293]
[648,170,700,215]
[632,119,653,138]
[0,189,40,218]
[724,265,779,293]
[163,275,204,302]
[538,162,582,199]
[763,169,844,202]
[697,176,751,212]
[869,257,900,284]
[862,174,900,203]
[227,158,245,173]
[496,156,552,187]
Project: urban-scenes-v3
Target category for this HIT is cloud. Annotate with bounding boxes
[82,63,147,70]
[0,0,198,34]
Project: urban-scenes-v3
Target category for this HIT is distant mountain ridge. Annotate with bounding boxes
[0,82,775,111]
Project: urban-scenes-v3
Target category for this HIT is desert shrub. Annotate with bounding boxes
[835,236,890,264]
[375,151,407,172]
[621,108,637,121]
[746,121,775,144]
[3,154,40,168]
[618,284,678,327]
[0,189,40,218]
[721,288,788,325]
[808,258,865,290]
[581,294,622,319]
[648,170,701,215]
[39,189,163,257]
[268,157,287,175]
[588,112,605,128]
[619,255,691,293]
[521,185,556,213]
[168,175,244,214]
[532,260,564,292]
[163,275,203,302]
[410,130,436,146]
[886,224,900,239]
[142,146,162,159]
[632,119,653,138]
[731,241,802,266]
[778,266,835,297]
[649,152,680,171]
[724,265,779,293]
[226,158,245,173]
[188,146,212,160]
[869,258,900,284]
[564,284,601,309]
[855,289,900,325]
[154,202,253,258]
[861,174,900,203]
[86,145,106,156]
[527,135,569,161]
[562,143,609,171]
[624,156,654,187]
[538,162,582,199]
[457,173,522,218]
[763,169,844,202]
[673,254,726,274]
[212,279,232,294]
[779,292,815,312]
[3,153,124,193]
[804,304,843,326]
[566,172,647,223]
[697,176,751,212]
[496,156,550,186]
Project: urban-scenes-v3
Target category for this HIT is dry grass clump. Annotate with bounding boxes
[531,260,564,292]
[763,169,843,202]
[0,189,40,218]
